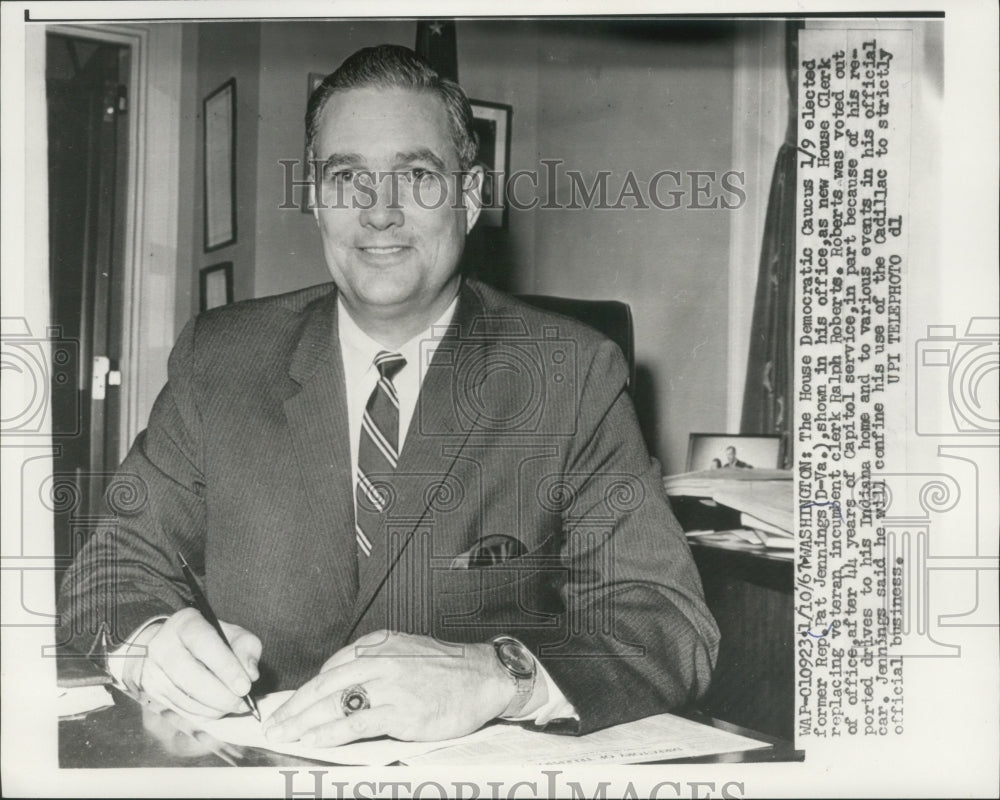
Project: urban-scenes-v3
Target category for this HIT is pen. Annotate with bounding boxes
[176,551,261,722]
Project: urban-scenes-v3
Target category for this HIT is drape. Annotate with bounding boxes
[739,143,797,468]
[740,23,800,469]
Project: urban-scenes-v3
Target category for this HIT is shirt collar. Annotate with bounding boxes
[337,293,459,375]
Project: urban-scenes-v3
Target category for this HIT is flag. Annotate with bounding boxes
[415,20,458,82]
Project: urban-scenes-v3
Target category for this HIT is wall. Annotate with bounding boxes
[462,21,736,472]
[253,20,414,298]
[456,22,541,292]
[174,25,199,334]
[185,22,262,314]
[176,20,738,472]
[542,23,734,473]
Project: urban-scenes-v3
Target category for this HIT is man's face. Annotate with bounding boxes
[725,447,736,462]
[310,87,481,327]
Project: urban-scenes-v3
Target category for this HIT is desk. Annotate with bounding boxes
[671,494,795,741]
[59,686,801,768]
[59,687,326,768]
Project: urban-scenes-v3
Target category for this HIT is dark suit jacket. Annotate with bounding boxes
[58,278,719,733]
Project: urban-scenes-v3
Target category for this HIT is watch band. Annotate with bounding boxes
[491,635,537,718]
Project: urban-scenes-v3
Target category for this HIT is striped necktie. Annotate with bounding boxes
[355,351,406,558]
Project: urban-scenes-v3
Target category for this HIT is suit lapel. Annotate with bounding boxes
[283,290,359,616]
[349,281,488,636]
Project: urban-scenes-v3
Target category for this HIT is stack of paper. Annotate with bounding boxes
[663,468,791,497]
[684,529,794,559]
[665,469,793,555]
[408,713,770,765]
[714,480,793,534]
[739,511,794,551]
[183,693,770,766]
[741,511,791,538]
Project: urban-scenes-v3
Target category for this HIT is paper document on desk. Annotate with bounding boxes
[713,480,794,533]
[688,529,795,558]
[406,712,771,766]
[663,468,792,497]
[57,684,114,718]
[190,691,507,765]
[732,528,795,550]
[740,511,793,538]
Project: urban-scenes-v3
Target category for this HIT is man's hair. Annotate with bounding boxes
[305,44,478,171]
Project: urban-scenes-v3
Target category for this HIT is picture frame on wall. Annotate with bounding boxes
[199,262,234,312]
[686,433,783,472]
[203,78,237,251]
[300,72,327,214]
[469,99,512,228]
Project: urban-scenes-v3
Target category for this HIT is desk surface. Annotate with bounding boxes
[59,687,802,768]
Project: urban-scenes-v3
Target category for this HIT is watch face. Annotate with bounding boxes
[498,640,534,678]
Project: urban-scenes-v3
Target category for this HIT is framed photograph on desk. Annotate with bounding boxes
[687,433,781,472]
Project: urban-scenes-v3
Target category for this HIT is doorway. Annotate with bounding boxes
[46,32,131,585]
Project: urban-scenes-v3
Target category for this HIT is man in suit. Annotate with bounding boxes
[58,45,718,746]
[722,445,753,469]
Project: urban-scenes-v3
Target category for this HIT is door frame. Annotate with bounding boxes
[44,23,182,460]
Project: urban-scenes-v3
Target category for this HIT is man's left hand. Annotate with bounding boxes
[264,631,514,746]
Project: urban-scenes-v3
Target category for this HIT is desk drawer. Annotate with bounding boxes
[690,542,794,741]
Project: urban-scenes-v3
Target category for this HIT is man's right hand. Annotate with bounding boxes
[118,607,262,719]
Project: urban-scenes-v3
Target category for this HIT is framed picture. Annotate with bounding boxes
[686,433,782,472]
[300,72,327,214]
[199,262,234,312]
[203,79,237,251]
[469,99,512,228]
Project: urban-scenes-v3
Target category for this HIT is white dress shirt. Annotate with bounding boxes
[337,295,457,490]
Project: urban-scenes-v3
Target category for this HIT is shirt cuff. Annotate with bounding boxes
[106,616,168,686]
[504,654,579,725]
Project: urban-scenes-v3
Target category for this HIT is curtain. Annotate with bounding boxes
[740,23,800,469]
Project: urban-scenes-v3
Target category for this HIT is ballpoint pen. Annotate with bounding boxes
[177,552,261,722]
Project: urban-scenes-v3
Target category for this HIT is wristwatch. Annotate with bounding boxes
[491,635,537,718]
